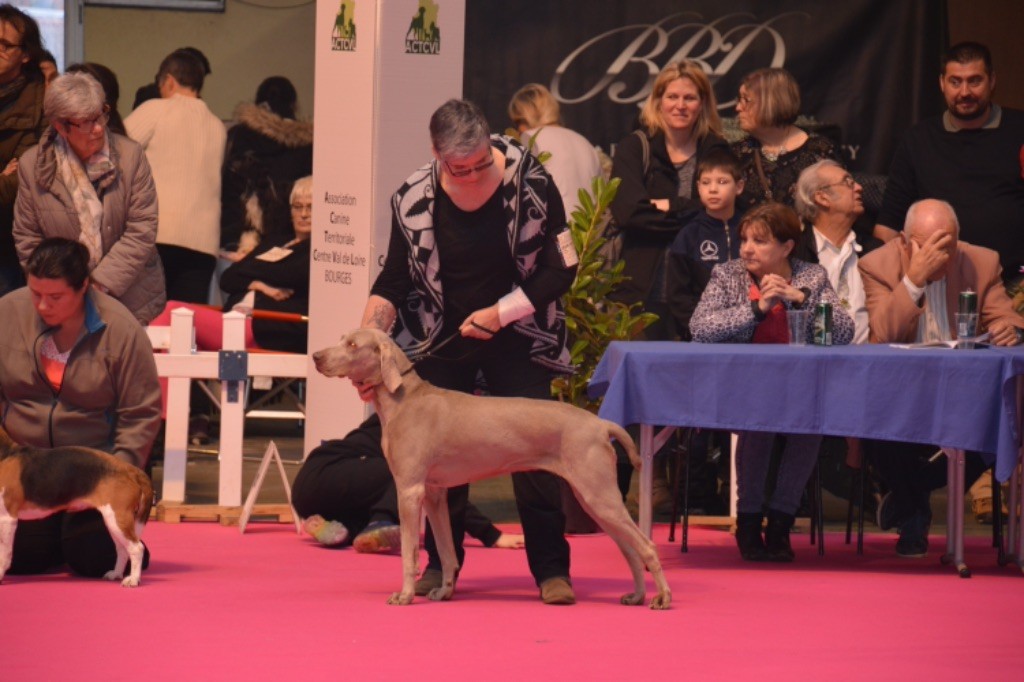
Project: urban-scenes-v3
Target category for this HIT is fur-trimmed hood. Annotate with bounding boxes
[232,102,313,148]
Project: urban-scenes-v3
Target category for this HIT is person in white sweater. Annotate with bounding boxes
[508,83,603,216]
[125,49,226,303]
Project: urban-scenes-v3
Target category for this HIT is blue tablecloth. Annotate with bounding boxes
[589,342,1024,482]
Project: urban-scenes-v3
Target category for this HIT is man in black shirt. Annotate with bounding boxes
[875,41,1024,285]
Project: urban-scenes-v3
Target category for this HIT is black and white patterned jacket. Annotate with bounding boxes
[382,134,575,373]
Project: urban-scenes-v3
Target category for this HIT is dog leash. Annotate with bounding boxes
[406,328,480,370]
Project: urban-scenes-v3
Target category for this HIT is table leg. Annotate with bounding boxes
[637,425,678,538]
[941,448,970,578]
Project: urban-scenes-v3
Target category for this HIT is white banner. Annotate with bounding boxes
[306,0,465,453]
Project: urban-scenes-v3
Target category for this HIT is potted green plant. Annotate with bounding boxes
[552,176,657,410]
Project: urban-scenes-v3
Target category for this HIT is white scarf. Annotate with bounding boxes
[53,135,111,269]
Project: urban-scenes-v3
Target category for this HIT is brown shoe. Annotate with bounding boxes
[414,568,458,596]
[540,577,576,605]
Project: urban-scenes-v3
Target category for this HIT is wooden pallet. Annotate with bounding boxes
[156,502,295,526]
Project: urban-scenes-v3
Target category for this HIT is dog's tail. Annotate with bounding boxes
[604,421,641,470]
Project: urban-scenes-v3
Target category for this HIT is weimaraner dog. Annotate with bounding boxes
[312,328,671,609]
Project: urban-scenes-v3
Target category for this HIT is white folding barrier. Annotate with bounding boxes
[150,308,307,506]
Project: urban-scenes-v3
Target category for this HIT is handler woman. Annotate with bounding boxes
[0,238,161,578]
[358,99,578,605]
[690,203,853,562]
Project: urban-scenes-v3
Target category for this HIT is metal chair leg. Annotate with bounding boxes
[845,466,856,545]
[994,475,1006,564]
[856,463,866,555]
[668,435,682,543]
[681,430,692,553]
[816,462,825,555]
[667,429,693,553]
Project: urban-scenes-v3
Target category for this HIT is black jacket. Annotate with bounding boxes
[608,129,728,304]
[221,103,313,249]
[667,210,743,340]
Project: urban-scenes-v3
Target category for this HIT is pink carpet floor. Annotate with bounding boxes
[3,521,1024,681]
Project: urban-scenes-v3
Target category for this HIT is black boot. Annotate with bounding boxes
[735,512,768,561]
[765,509,795,562]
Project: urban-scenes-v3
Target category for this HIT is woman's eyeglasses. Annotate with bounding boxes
[63,107,110,133]
[443,155,495,178]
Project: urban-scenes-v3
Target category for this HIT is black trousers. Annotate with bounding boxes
[291,414,501,547]
[292,415,399,539]
[157,243,217,304]
[866,439,987,522]
[415,327,570,586]
[9,510,149,577]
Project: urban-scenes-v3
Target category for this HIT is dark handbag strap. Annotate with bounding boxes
[634,129,651,179]
[752,149,773,201]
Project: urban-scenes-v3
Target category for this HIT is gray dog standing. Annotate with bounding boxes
[313,328,671,609]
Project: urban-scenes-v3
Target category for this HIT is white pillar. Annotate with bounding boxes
[306,0,466,452]
[218,311,248,506]
[161,308,195,502]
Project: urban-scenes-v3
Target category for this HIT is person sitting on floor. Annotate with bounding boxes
[292,414,524,553]
[858,198,1024,557]
[0,238,161,577]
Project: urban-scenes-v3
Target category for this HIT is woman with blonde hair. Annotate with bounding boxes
[508,83,602,216]
[732,67,840,208]
[608,60,728,340]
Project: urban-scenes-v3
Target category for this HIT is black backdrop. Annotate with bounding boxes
[464,0,947,173]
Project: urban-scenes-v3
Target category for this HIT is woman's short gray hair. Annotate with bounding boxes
[290,175,313,203]
[429,99,491,158]
[794,159,843,223]
[44,72,106,123]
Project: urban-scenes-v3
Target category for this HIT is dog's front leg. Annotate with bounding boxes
[423,486,456,602]
[388,483,424,605]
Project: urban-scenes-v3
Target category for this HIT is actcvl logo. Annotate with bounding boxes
[405,0,441,55]
[332,0,356,52]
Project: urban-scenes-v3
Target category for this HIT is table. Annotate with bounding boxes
[589,341,1024,575]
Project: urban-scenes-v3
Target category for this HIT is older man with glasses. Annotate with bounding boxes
[793,160,883,344]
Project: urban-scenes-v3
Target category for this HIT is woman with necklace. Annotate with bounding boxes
[732,67,841,210]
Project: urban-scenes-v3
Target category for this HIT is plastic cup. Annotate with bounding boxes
[787,309,810,346]
[956,312,979,349]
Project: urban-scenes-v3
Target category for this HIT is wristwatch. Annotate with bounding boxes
[1015,327,1024,345]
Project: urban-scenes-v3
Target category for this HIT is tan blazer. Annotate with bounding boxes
[858,238,1024,344]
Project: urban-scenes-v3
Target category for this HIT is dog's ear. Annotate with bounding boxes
[378,337,409,393]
